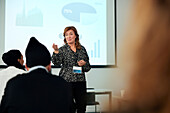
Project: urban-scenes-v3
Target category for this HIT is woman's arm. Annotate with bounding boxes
[51,48,63,67]
[80,46,91,72]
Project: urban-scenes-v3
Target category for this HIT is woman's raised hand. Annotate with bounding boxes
[52,43,59,54]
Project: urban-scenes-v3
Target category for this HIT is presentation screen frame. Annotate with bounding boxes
[0,0,117,68]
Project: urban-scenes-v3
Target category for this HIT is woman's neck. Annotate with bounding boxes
[68,43,76,52]
[68,43,76,48]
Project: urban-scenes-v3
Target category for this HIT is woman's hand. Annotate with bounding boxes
[77,60,86,67]
[52,43,59,54]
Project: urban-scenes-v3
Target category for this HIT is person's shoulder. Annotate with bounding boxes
[10,72,27,79]
[80,45,87,51]
[4,66,24,71]
[10,66,25,73]
[60,44,67,49]
[0,66,25,78]
[80,44,85,49]
[6,72,27,85]
[49,73,67,82]
[49,73,70,87]
[58,44,68,52]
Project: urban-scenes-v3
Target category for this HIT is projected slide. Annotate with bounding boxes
[5,0,108,65]
[62,2,97,24]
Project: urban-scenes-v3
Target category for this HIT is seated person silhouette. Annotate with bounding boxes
[0,37,72,113]
[0,49,25,102]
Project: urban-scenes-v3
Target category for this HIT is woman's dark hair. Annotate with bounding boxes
[63,26,81,49]
[2,50,25,70]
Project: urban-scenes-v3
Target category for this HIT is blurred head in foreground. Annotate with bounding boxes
[120,0,170,113]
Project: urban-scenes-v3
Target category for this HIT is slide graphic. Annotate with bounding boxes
[16,0,43,27]
[88,40,100,58]
[62,2,97,25]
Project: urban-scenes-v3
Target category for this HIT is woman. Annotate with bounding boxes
[0,49,25,102]
[52,26,91,113]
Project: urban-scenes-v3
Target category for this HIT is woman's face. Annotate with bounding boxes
[18,55,24,65]
[65,29,76,45]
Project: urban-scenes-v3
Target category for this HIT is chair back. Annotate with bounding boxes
[86,88,100,112]
[86,92,96,105]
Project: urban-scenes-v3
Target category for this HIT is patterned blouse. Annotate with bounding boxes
[52,44,91,82]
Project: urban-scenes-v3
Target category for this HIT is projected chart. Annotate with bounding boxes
[88,40,100,58]
[16,0,43,27]
[62,2,97,25]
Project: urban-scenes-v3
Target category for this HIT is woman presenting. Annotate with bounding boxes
[52,26,91,113]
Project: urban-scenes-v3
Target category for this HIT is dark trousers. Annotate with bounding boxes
[70,82,87,113]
